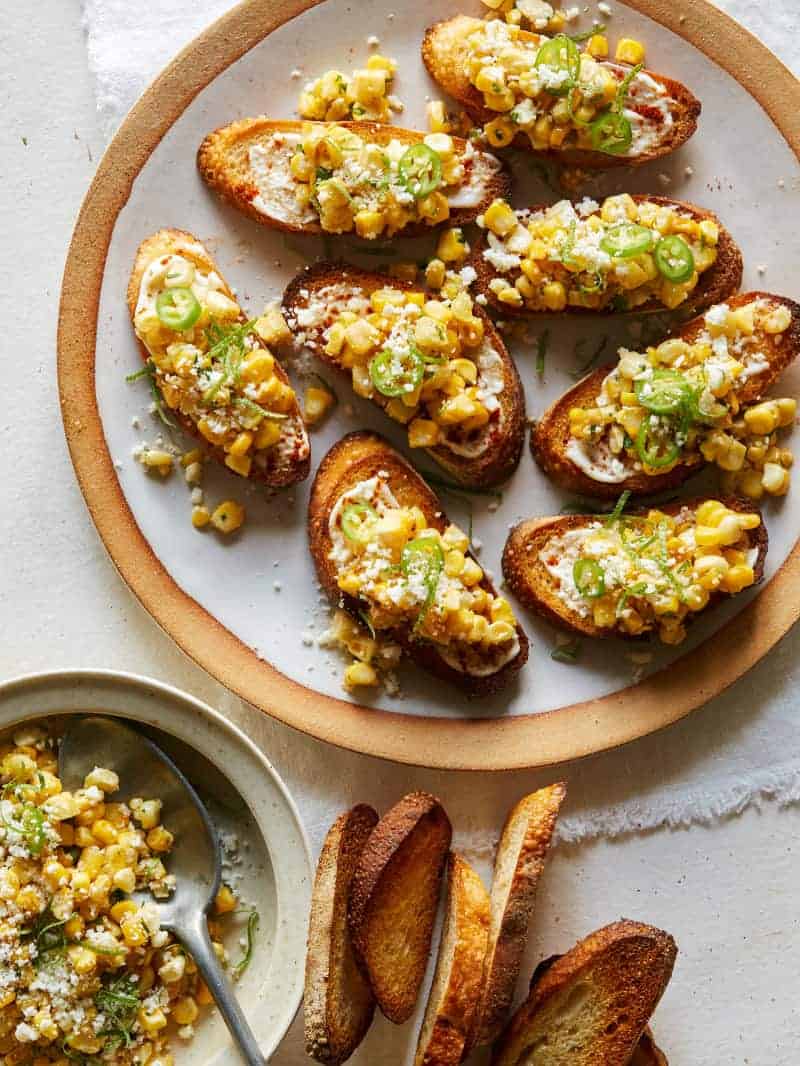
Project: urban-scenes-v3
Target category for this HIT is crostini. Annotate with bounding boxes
[283,263,525,487]
[532,294,800,499]
[308,432,529,695]
[471,194,741,316]
[127,230,310,487]
[491,921,677,1066]
[422,17,700,167]
[502,497,768,646]
[197,119,510,238]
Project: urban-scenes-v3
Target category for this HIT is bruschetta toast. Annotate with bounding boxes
[127,229,310,488]
[631,1029,669,1065]
[283,263,525,487]
[422,16,700,167]
[305,805,379,1065]
[197,119,509,238]
[502,497,768,645]
[469,784,566,1049]
[532,293,800,499]
[413,853,490,1066]
[348,792,452,1024]
[491,921,677,1066]
[471,194,742,317]
[308,432,529,695]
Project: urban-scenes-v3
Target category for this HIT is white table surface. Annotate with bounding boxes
[2,2,800,1062]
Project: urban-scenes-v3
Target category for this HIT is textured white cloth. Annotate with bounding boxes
[79,0,800,848]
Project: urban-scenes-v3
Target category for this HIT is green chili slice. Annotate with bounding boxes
[155,287,201,331]
[341,502,378,544]
[600,223,654,258]
[369,346,425,397]
[635,419,681,468]
[398,144,442,198]
[401,537,445,624]
[573,557,606,598]
[634,369,693,415]
[535,35,581,95]
[589,110,633,155]
[654,235,695,283]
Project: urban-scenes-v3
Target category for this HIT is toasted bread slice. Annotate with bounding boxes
[469,784,566,1049]
[283,263,525,487]
[305,805,379,1064]
[631,1028,669,1065]
[422,16,699,169]
[491,920,677,1065]
[127,229,310,488]
[502,496,768,640]
[413,853,490,1066]
[197,118,509,237]
[308,431,529,695]
[471,196,742,318]
[532,292,800,499]
[348,792,452,1024]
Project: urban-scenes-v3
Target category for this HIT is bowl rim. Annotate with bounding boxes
[0,667,312,1062]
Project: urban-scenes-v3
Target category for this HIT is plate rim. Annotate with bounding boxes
[58,0,800,771]
[0,666,312,1059]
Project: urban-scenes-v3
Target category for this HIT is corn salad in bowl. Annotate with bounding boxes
[476,194,721,312]
[329,477,521,679]
[540,499,763,645]
[567,299,797,499]
[0,726,243,1066]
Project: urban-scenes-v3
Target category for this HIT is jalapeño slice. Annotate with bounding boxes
[589,110,633,155]
[341,502,378,544]
[573,557,606,598]
[155,287,201,331]
[634,369,692,416]
[535,34,581,95]
[397,144,442,199]
[369,346,425,397]
[654,235,695,283]
[600,222,654,258]
[635,419,681,469]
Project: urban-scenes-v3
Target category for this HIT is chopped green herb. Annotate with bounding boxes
[234,909,260,979]
[536,329,550,378]
[568,22,607,42]
[571,335,608,379]
[604,490,631,526]
[551,640,581,663]
[125,360,176,429]
[95,973,140,1049]
[423,473,503,501]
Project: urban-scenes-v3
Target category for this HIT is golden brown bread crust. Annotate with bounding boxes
[531,292,800,498]
[491,920,677,1066]
[501,496,769,640]
[126,228,310,488]
[197,118,511,236]
[421,16,700,169]
[304,805,378,1065]
[413,853,490,1066]
[283,262,526,487]
[348,792,452,1024]
[631,1029,669,1065]
[470,196,743,318]
[469,784,566,1050]
[308,431,529,695]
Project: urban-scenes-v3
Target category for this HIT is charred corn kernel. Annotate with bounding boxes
[484,116,515,147]
[407,418,440,448]
[172,997,199,1026]
[354,209,385,239]
[110,900,138,923]
[304,385,335,425]
[121,916,149,948]
[344,661,378,689]
[615,38,646,64]
[139,1008,168,1035]
[67,945,97,975]
[720,565,755,593]
[82,766,119,792]
[215,885,237,914]
[542,281,567,311]
[211,500,245,534]
[586,33,609,58]
[484,199,517,237]
[763,461,790,495]
[224,452,252,478]
[192,506,211,529]
[146,826,174,853]
[436,227,469,264]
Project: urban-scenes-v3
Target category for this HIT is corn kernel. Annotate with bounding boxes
[344,661,378,689]
[615,38,646,65]
[211,500,245,534]
[215,885,237,914]
[586,33,609,58]
[484,199,518,237]
[146,826,174,853]
[172,997,199,1026]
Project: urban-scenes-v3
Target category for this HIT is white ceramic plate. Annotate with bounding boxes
[0,669,311,1063]
[59,0,800,768]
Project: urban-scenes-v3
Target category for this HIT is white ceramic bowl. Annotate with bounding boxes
[0,669,311,1064]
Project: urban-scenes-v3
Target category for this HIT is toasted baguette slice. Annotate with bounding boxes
[127,229,310,488]
[283,263,525,487]
[469,784,566,1049]
[308,431,529,695]
[631,1028,669,1065]
[422,16,699,169]
[471,196,742,318]
[348,792,452,1024]
[197,118,509,237]
[305,805,379,1064]
[502,496,768,640]
[413,853,490,1066]
[491,920,677,1065]
[532,292,800,499]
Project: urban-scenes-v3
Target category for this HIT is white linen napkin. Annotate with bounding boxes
[80,0,800,848]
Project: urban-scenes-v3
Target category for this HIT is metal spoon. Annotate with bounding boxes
[59,716,264,1066]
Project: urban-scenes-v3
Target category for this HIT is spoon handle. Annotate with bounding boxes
[177,917,266,1066]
